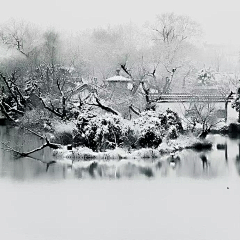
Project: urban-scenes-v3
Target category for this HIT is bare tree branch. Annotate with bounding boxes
[120,64,133,78]
[0,101,17,122]
[1,131,61,158]
[129,104,141,116]
[87,93,120,115]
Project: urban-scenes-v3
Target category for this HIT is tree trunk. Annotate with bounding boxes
[198,128,210,139]
[62,96,66,118]
[238,109,240,123]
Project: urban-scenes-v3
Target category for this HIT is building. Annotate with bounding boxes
[104,69,133,90]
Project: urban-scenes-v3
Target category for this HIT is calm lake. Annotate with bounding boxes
[0,126,240,240]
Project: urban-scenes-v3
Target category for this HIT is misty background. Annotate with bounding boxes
[1,0,240,77]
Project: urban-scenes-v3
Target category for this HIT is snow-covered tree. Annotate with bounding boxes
[232,87,240,123]
[184,102,222,137]
[197,68,215,86]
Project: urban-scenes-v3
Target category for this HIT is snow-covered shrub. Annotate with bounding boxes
[133,109,183,148]
[162,109,183,132]
[76,113,131,151]
[75,109,183,151]
[131,148,161,158]
[167,125,178,139]
[133,111,164,148]
[120,126,138,149]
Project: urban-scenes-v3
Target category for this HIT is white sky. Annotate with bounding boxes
[1,0,240,45]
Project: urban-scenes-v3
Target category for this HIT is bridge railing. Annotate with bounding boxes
[149,93,234,102]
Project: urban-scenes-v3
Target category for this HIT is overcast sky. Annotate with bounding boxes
[1,0,240,46]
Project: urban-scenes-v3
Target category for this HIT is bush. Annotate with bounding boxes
[54,131,73,145]
[163,109,183,133]
[76,113,131,151]
[75,109,183,151]
[133,111,164,148]
[138,130,162,148]
[133,109,183,148]
[167,125,179,139]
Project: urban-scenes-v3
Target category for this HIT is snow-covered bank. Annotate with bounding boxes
[52,134,212,161]
[53,146,160,160]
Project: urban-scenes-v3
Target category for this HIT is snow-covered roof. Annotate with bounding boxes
[67,83,93,97]
[105,75,132,82]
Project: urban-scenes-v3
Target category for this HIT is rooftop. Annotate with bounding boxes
[105,75,132,82]
[105,69,132,82]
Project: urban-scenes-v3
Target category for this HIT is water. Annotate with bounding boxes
[0,126,240,181]
[0,126,240,240]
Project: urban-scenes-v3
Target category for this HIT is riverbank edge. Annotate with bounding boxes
[52,134,213,161]
[3,121,235,162]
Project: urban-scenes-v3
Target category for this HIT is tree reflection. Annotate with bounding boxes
[155,161,162,170]
[89,162,98,178]
[235,144,240,175]
[167,153,181,169]
[225,142,228,162]
[69,161,157,179]
[46,161,57,172]
[200,154,210,170]
[139,167,154,178]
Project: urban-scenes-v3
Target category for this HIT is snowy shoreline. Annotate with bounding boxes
[52,134,212,161]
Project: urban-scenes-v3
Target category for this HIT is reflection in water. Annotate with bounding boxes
[1,126,240,180]
[71,161,156,179]
[46,160,57,172]
[236,157,240,176]
[235,144,240,176]
[200,154,209,169]
[166,153,181,170]
[225,142,228,162]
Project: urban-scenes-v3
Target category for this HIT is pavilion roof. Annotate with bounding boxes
[105,75,132,82]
